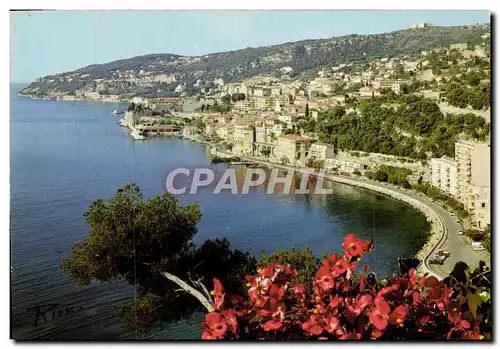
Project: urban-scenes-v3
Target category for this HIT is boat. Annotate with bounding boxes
[112,109,125,115]
[130,129,146,140]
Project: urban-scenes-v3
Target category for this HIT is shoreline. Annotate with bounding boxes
[13,90,449,278]
[18,93,128,104]
[206,148,446,279]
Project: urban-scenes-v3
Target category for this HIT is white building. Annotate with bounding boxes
[309,143,335,161]
[468,143,491,230]
[430,156,458,197]
[455,139,477,205]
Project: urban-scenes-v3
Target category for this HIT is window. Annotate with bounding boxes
[482,203,486,208]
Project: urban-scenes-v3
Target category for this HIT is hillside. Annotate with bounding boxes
[20,24,490,98]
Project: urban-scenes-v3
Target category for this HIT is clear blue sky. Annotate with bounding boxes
[10,10,490,83]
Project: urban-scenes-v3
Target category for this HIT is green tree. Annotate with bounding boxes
[61,184,256,335]
[221,94,232,105]
[257,247,320,293]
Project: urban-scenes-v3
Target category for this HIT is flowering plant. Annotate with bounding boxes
[201,233,491,340]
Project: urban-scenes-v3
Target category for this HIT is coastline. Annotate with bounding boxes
[18,93,128,104]
[12,91,450,278]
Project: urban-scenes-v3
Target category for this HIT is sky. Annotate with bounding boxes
[10,10,490,83]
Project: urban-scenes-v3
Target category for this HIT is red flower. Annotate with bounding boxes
[202,331,215,340]
[291,284,305,295]
[377,284,399,298]
[342,233,358,248]
[324,316,340,333]
[262,319,282,331]
[204,312,228,339]
[347,240,363,257]
[212,278,225,310]
[302,315,324,335]
[369,297,391,331]
[412,291,421,306]
[390,305,409,326]
[222,309,238,332]
[333,257,349,277]
[315,265,335,292]
[327,252,339,264]
[339,331,362,340]
[268,284,285,299]
[329,295,342,309]
[356,294,372,309]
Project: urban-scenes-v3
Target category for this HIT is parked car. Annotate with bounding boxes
[472,242,485,251]
[429,255,446,265]
[436,250,451,257]
[458,230,464,235]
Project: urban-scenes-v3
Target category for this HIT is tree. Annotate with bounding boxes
[61,184,256,335]
[221,94,232,105]
[305,103,310,118]
[374,169,388,182]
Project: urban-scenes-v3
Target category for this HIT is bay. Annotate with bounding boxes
[10,84,429,340]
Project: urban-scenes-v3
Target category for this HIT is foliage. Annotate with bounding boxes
[412,183,469,218]
[231,93,246,102]
[372,165,412,185]
[445,82,490,111]
[61,184,257,335]
[258,247,320,294]
[195,118,206,131]
[306,157,324,169]
[201,234,491,340]
[302,98,488,159]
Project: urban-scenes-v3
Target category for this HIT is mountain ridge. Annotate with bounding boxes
[20,23,490,98]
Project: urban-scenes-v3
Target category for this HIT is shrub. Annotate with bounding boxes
[200,234,491,340]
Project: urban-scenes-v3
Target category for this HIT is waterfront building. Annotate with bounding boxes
[205,123,216,137]
[215,124,234,142]
[430,156,458,197]
[183,125,198,137]
[309,143,335,161]
[232,122,255,156]
[273,134,313,166]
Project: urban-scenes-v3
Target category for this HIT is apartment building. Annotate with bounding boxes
[430,156,458,197]
[215,124,234,143]
[232,123,255,156]
[468,143,491,230]
[274,135,314,166]
[309,143,335,161]
[455,139,476,205]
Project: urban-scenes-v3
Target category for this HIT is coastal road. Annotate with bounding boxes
[213,151,490,279]
[327,177,491,279]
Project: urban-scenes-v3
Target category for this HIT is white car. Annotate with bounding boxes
[472,242,485,251]
[458,230,464,235]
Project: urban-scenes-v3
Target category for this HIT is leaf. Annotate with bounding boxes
[467,293,482,319]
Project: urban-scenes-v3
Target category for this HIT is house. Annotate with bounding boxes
[309,143,335,161]
[273,135,314,166]
[461,50,474,60]
[450,43,468,51]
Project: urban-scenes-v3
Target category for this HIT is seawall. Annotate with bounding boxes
[211,150,445,278]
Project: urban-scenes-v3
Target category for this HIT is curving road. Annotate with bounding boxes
[211,150,490,279]
[328,176,490,279]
